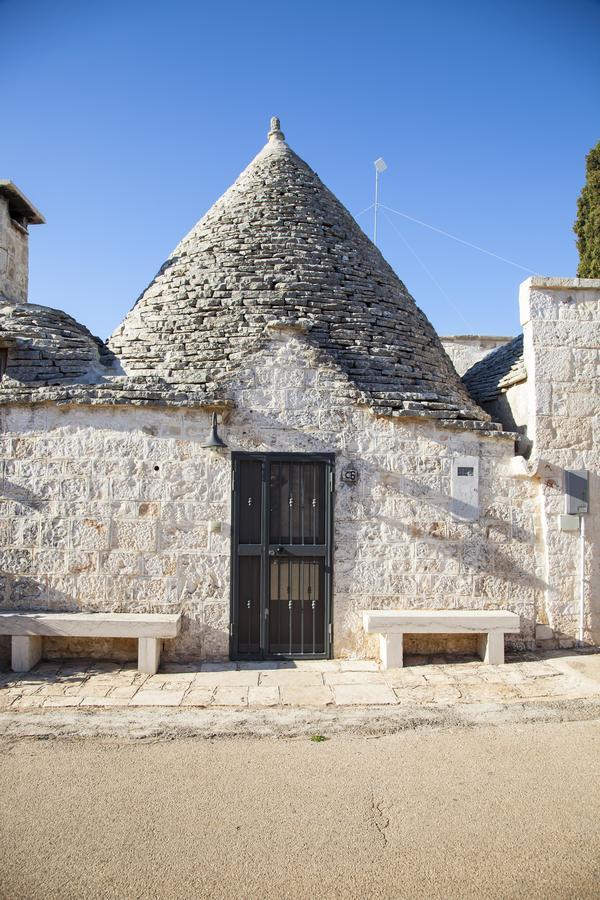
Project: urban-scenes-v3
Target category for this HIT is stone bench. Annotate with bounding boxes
[0,611,182,675]
[362,609,520,669]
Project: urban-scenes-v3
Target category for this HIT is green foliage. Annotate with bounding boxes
[310,734,327,742]
[575,140,600,277]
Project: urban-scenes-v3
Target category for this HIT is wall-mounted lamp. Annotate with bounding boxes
[202,412,227,451]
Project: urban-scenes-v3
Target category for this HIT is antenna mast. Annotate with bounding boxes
[373,157,387,246]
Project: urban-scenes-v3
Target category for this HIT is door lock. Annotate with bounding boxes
[269,546,287,556]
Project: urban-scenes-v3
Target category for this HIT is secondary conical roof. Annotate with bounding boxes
[109,118,491,428]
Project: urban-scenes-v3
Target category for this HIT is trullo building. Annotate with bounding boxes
[0,120,598,668]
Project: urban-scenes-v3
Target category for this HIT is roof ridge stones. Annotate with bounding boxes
[107,119,495,430]
[462,334,526,405]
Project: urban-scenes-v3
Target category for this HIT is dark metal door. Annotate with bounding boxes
[231,453,333,659]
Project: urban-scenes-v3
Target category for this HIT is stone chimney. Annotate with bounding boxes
[0,181,45,305]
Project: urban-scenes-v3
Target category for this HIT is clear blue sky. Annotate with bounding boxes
[2,0,599,341]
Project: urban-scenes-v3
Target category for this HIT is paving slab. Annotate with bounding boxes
[76,683,112,698]
[281,685,333,707]
[383,669,428,688]
[484,668,529,685]
[2,650,599,712]
[193,671,259,687]
[0,693,20,708]
[18,684,45,696]
[429,685,462,703]
[260,670,324,687]
[181,688,215,707]
[14,695,45,709]
[81,697,130,708]
[517,662,561,677]
[516,677,573,698]
[212,686,249,707]
[129,690,186,707]
[399,686,436,704]
[43,696,82,708]
[333,684,397,706]
[323,671,386,685]
[458,683,521,703]
[146,673,196,686]
[109,685,140,699]
[248,686,280,707]
[38,683,74,697]
[422,666,460,686]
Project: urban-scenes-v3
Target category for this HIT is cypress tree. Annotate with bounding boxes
[574,140,600,277]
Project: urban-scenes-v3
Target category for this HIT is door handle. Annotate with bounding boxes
[269,546,287,556]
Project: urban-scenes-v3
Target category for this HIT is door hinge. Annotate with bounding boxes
[329,470,335,493]
[328,623,333,641]
[229,623,234,637]
[231,469,236,493]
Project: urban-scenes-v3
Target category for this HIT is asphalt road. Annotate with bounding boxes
[1,720,599,900]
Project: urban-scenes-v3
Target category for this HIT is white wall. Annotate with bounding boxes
[441,335,513,376]
[0,331,544,661]
[520,277,600,643]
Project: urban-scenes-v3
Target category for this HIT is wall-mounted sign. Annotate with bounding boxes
[451,456,479,522]
[341,466,359,485]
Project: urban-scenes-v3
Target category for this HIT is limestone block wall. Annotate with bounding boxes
[441,335,512,376]
[0,331,544,663]
[0,198,29,305]
[520,277,600,643]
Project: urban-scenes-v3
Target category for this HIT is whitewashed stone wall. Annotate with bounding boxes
[0,331,544,663]
[520,277,600,644]
[441,335,512,376]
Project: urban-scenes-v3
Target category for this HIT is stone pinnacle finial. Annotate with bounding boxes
[268,116,285,142]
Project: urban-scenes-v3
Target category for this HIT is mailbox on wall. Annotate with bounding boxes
[564,469,589,516]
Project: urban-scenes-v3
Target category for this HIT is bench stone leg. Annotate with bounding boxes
[380,633,403,669]
[12,635,43,672]
[138,637,161,675]
[477,631,505,665]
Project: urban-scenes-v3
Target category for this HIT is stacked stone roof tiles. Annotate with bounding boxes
[108,121,496,430]
[0,301,223,408]
[462,334,526,404]
[0,120,504,431]
[0,302,115,387]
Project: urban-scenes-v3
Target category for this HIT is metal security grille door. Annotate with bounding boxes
[231,453,333,659]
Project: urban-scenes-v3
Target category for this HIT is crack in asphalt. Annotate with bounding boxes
[370,786,390,847]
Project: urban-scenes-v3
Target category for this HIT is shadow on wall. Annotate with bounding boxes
[3,478,46,512]
[0,403,553,664]
[536,461,599,644]
[1,460,225,663]
[0,635,9,668]
[224,406,547,624]
[481,395,532,458]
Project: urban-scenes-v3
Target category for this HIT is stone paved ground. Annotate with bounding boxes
[1,651,598,711]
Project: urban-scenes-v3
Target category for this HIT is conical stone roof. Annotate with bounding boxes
[109,119,494,430]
